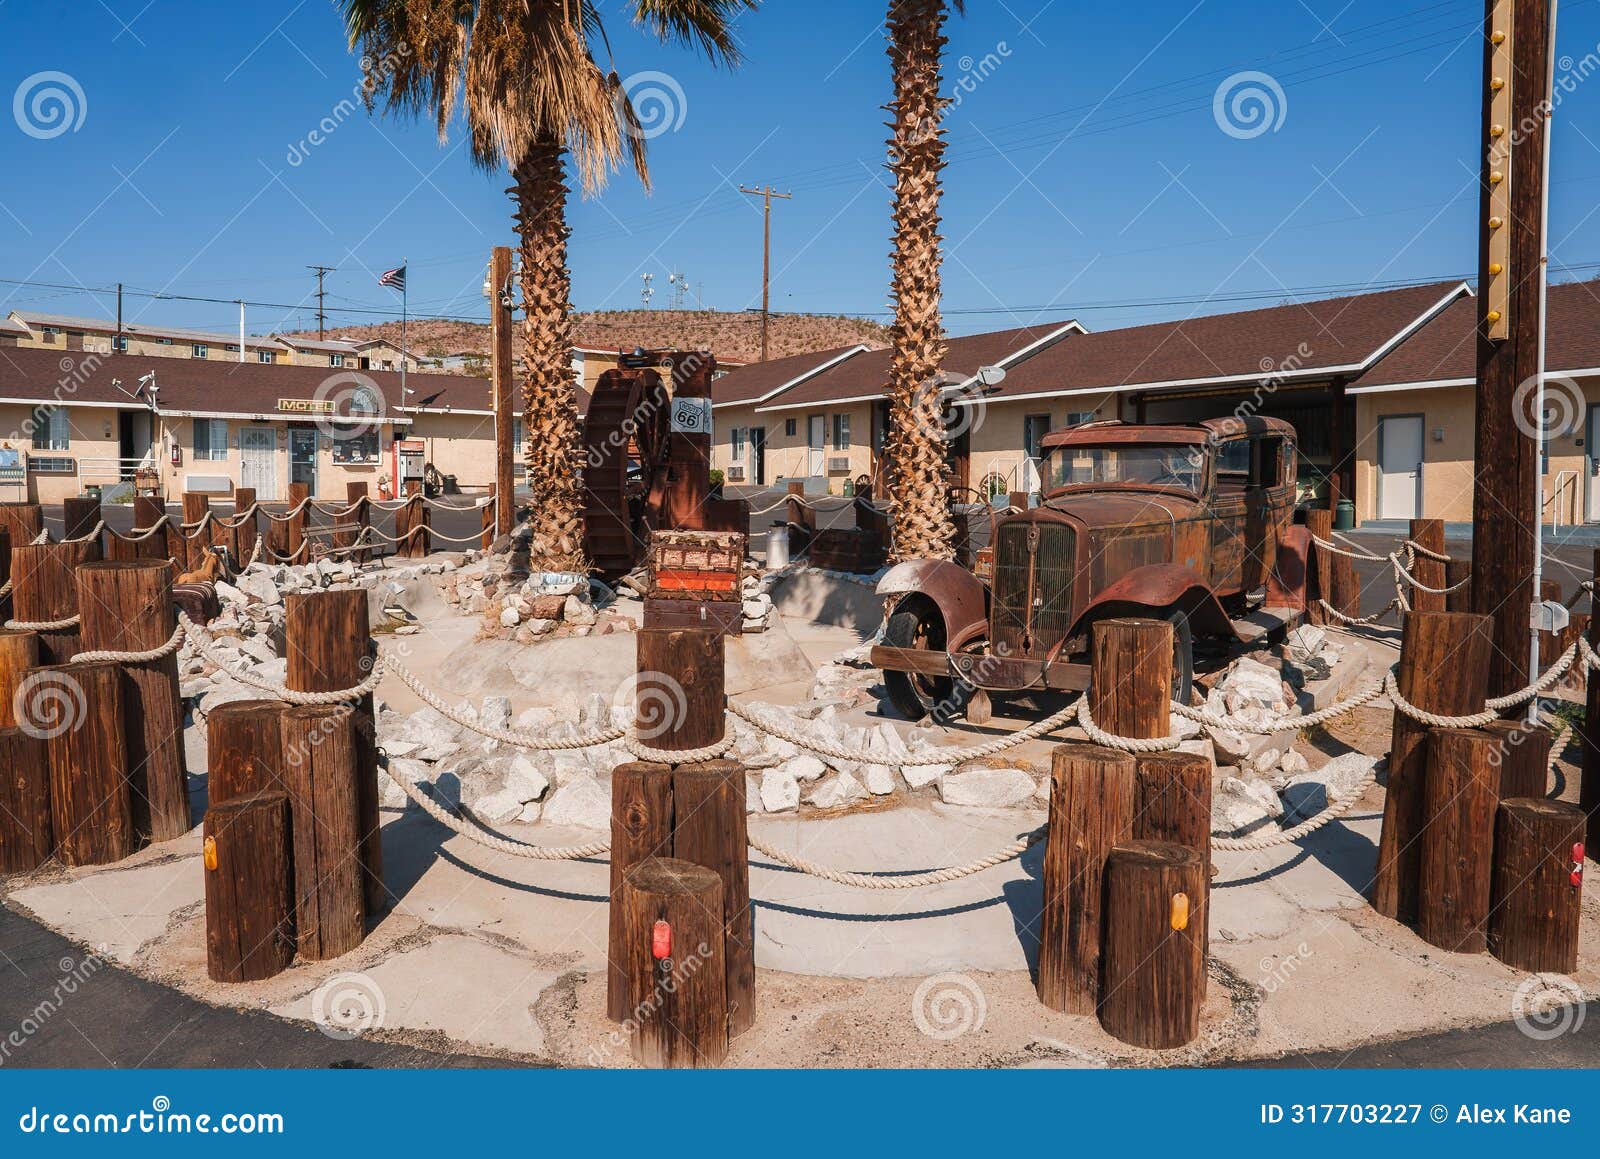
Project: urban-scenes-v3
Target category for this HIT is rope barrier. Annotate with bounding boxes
[747,826,1046,889]
[1401,538,1455,564]
[382,656,626,749]
[74,623,185,664]
[1212,762,1379,852]
[178,610,382,703]
[382,758,611,861]
[1074,698,1185,752]
[5,614,80,631]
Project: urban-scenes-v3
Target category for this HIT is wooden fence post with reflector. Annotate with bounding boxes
[619,856,728,1069]
[1098,840,1205,1050]
[203,789,295,983]
[1488,798,1584,974]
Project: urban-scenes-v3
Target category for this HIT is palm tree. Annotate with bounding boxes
[883,0,959,562]
[340,0,754,574]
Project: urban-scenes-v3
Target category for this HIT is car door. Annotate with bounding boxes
[1207,435,1251,594]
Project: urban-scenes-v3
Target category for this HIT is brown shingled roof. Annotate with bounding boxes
[754,319,1083,412]
[711,343,872,408]
[987,280,1469,403]
[0,345,491,418]
[1349,278,1600,390]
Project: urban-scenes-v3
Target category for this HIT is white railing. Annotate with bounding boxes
[75,456,155,484]
[1546,469,1579,531]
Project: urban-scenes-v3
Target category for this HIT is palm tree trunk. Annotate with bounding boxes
[884,0,955,563]
[512,136,588,575]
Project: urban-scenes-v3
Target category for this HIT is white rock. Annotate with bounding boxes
[1278,748,1311,778]
[499,606,521,627]
[760,765,801,812]
[480,696,513,731]
[541,775,611,830]
[862,763,896,795]
[1281,753,1379,822]
[807,771,867,809]
[214,581,248,606]
[517,801,543,824]
[782,754,828,783]
[506,755,549,803]
[563,595,597,626]
[472,789,525,825]
[1218,656,1290,710]
[1213,774,1281,834]
[742,599,768,619]
[902,762,952,789]
[745,775,762,814]
[939,765,1037,808]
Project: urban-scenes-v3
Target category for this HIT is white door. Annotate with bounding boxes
[240,426,276,500]
[806,415,825,477]
[1587,406,1600,522]
[1377,415,1423,520]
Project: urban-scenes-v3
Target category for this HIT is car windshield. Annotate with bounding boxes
[1045,443,1203,492]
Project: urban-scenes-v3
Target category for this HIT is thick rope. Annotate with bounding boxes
[382,760,610,860]
[74,623,185,664]
[1383,670,1500,729]
[1392,554,1471,595]
[178,610,382,703]
[258,497,315,523]
[382,656,626,749]
[1074,697,1185,752]
[62,520,105,545]
[1171,678,1389,734]
[622,731,736,763]
[5,614,79,631]
[747,825,1045,889]
[1402,538,1455,564]
[1212,763,1379,851]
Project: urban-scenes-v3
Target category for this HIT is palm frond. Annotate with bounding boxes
[630,0,758,68]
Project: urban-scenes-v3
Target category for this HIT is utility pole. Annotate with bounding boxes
[488,246,515,537]
[1471,0,1556,698]
[739,185,792,362]
[307,264,335,339]
[115,283,123,352]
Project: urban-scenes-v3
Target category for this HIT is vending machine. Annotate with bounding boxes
[392,438,426,495]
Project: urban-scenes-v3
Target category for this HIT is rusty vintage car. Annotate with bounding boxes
[870,416,1312,721]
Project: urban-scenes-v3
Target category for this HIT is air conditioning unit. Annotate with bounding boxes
[827,456,850,473]
[726,465,746,482]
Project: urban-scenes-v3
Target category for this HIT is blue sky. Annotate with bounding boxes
[2,0,1599,341]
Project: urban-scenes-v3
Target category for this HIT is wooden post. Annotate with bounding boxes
[608,761,674,1022]
[265,508,290,564]
[76,560,189,843]
[1473,0,1556,699]
[398,482,429,558]
[1417,727,1499,953]
[1089,618,1171,740]
[672,759,754,1038]
[635,628,725,753]
[1585,549,1600,857]
[480,493,496,551]
[285,590,382,912]
[181,492,211,571]
[1407,519,1447,615]
[1098,841,1205,1050]
[1488,797,1584,973]
[1330,552,1360,618]
[1445,559,1473,614]
[11,541,95,663]
[229,487,258,567]
[62,496,102,554]
[0,629,39,724]
[287,483,309,564]
[203,789,295,983]
[1305,508,1333,626]
[280,704,365,960]
[345,482,369,564]
[785,481,813,557]
[32,660,133,866]
[206,700,286,805]
[1480,718,1551,800]
[0,502,43,554]
[1132,750,1212,866]
[620,857,729,1069]
[1037,742,1136,1014]
[0,727,51,872]
[105,495,168,563]
[0,528,11,625]
[1374,611,1493,921]
[490,244,515,538]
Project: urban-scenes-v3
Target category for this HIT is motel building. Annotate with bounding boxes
[0,346,496,505]
[711,277,1600,531]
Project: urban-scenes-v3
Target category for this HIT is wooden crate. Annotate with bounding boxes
[808,528,884,575]
[648,530,747,602]
[643,597,742,638]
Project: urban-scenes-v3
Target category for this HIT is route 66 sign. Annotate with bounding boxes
[670,397,713,436]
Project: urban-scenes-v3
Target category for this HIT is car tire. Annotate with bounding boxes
[1167,609,1195,706]
[882,603,958,722]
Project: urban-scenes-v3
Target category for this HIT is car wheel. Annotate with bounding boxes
[1167,609,1195,706]
[881,603,958,721]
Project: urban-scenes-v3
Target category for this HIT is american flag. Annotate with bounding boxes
[378,265,407,292]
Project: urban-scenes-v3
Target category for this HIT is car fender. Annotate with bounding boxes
[877,559,990,648]
[1074,564,1234,638]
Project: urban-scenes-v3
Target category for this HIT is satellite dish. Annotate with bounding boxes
[976,365,1006,387]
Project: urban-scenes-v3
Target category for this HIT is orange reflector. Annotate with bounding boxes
[1170,892,1190,931]
[203,836,218,872]
[651,919,672,961]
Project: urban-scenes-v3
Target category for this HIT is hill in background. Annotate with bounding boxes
[289,310,889,371]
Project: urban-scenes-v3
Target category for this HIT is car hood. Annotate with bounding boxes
[1039,490,1205,530]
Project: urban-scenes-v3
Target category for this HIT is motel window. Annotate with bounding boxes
[193,418,229,461]
[226,344,240,353]
[332,427,382,464]
[785,418,796,437]
[257,350,274,364]
[832,414,850,451]
[112,334,128,353]
[1023,414,1052,461]
[329,353,344,368]
[41,326,60,338]
[192,343,208,358]
[156,337,173,346]
[1065,411,1096,427]
[30,406,69,451]
[731,427,747,458]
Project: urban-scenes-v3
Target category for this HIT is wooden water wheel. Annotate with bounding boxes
[581,367,672,580]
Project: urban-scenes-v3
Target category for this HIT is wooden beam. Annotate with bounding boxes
[490,245,516,538]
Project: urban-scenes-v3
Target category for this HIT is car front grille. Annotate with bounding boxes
[990,520,1075,659]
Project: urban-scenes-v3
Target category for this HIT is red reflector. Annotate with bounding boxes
[1572,869,1584,888]
[651,920,672,960]
[1574,843,1586,864]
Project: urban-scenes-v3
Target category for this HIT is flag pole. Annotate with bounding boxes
[401,256,409,401]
